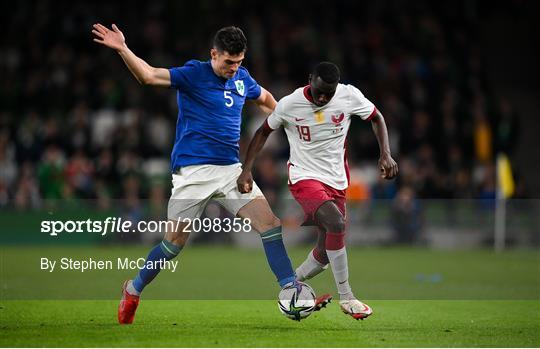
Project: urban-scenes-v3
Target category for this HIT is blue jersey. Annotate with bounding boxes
[168,60,261,171]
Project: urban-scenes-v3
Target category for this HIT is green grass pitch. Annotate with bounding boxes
[1,246,539,347]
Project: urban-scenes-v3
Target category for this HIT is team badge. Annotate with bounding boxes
[235,80,245,96]
[331,113,345,124]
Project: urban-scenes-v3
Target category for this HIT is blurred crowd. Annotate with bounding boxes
[0,0,525,214]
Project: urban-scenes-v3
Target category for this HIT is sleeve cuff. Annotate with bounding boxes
[263,118,274,131]
[365,107,378,121]
[249,85,262,100]
[168,68,177,89]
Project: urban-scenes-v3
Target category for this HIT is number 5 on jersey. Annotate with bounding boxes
[224,91,234,107]
[296,125,311,141]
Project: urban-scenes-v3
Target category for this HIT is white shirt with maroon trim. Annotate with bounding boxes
[266,83,376,190]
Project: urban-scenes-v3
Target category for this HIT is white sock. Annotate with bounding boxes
[326,247,353,300]
[295,250,328,281]
[126,280,141,296]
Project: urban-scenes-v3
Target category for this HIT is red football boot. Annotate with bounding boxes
[313,293,332,311]
[118,280,140,324]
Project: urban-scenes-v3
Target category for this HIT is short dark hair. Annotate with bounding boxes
[213,26,247,55]
[313,62,340,84]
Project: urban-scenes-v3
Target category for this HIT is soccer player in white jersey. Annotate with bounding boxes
[238,62,398,320]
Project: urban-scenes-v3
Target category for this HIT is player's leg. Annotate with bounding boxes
[127,186,210,296]
[127,220,189,296]
[294,226,333,311]
[288,179,338,310]
[119,166,214,324]
[217,164,296,288]
[314,227,328,262]
[316,201,350,297]
[288,179,330,282]
[118,220,189,324]
[295,226,329,281]
[236,198,297,287]
[315,201,372,320]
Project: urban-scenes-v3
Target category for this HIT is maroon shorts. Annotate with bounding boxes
[289,179,346,226]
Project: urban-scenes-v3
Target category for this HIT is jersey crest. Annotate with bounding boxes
[331,113,345,124]
[235,80,245,96]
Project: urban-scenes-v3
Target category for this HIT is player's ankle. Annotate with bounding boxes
[295,273,307,282]
[126,280,141,296]
[339,292,355,301]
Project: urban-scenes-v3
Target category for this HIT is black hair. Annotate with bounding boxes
[213,26,247,55]
[313,62,340,84]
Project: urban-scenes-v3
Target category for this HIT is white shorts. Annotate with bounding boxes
[167,163,264,220]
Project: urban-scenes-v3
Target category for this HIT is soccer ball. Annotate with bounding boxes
[278,281,316,321]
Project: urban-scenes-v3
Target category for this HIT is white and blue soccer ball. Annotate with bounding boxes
[278,281,316,321]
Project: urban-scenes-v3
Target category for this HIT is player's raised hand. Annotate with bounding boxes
[92,23,126,51]
[379,153,398,180]
[237,170,254,193]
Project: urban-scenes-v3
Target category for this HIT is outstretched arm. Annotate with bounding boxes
[237,122,274,193]
[92,23,171,87]
[370,110,398,179]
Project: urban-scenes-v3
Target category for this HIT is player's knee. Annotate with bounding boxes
[321,215,345,233]
[334,217,346,233]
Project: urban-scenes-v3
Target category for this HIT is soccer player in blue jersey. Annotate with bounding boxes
[92,24,303,324]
